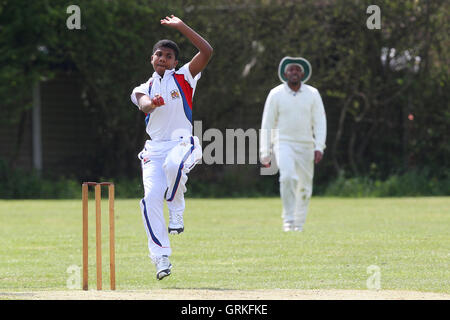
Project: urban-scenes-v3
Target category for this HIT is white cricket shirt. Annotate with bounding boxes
[131,63,201,141]
[260,83,327,157]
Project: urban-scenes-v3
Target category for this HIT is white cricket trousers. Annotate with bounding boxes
[138,136,202,261]
[273,142,315,229]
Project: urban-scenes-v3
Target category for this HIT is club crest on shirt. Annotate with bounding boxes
[170,89,180,100]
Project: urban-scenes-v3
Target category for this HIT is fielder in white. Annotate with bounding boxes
[260,57,327,232]
[130,15,213,280]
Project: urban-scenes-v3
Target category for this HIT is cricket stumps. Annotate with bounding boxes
[82,182,115,290]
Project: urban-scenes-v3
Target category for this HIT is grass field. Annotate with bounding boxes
[0,197,449,296]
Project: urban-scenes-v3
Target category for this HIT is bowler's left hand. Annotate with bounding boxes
[314,151,323,164]
[160,15,184,29]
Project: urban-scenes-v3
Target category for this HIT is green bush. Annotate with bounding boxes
[320,173,374,197]
[321,169,450,197]
[0,162,80,199]
[1,156,448,199]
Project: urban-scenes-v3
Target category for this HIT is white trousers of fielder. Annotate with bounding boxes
[138,136,202,261]
[273,142,314,230]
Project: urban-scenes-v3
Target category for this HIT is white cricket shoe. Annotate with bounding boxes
[168,211,184,234]
[153,255,172,280]
[283,222,294,232]
[293,226,303,232]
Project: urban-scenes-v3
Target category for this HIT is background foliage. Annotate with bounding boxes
[0,0,449,198]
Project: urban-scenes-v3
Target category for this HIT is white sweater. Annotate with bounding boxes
[260,83,327,158]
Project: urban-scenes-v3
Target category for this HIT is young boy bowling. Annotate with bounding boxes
[130,15,213,280]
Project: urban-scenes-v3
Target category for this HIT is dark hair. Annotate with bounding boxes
[152,39,180,60]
